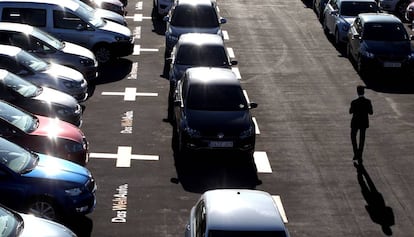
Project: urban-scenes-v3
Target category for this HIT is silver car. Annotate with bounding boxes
[0,69,83,127]
[163,0,227,57]
[185,189,290,237]
[0,44,88,102]
[0,22,98,81]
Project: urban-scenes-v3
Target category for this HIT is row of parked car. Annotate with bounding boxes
[0,0,132,234]
[157,0,291,236]
[313,0,414,77]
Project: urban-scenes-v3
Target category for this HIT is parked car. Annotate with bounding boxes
[379,0,411,19]
[405,1,414,21]
[323,0,379,45]
[0,0,134,63]
[0,100,89,165]
[167,33,237,120]
[0,22,98,81]
[347,13,414,76]
[0,69,82,127]
[0,44,88,102]
[163,0,227,57]
[185,189,290,237]
[0,137,95,220]
[313,0,329,20]
[81,0,127,16]
[73,0,127,25]
[153,0,173,18]
[173,67,257,155]
[0,204,78,236]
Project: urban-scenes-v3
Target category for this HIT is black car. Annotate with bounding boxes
[347,13,414,76]
[0,69,82,127]
[173,67,257,156]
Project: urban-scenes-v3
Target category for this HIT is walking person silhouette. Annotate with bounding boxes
[350,85,373,163]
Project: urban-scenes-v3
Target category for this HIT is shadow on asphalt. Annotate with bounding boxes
[61,215,93,237]
[355,162,395,236]
[361,71,414,94]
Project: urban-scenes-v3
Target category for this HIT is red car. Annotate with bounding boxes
[0,100,89,165]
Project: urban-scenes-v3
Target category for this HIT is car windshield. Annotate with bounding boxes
[340,2,378,16]
[187,84,248,111]
[209,230,287,237]
[2,72,41,97]
[0,102,38,133]
[16,50,49,72]
[0,138,38,174]
[171,5,219,28]
[0,207,21,237]
[31,27,64,50]
[176,45,229,66]
[73,0,105,27]
[362,22,409,41]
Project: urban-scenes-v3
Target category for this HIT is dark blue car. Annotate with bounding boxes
[0,137,96,220]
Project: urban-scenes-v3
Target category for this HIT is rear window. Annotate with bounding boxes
[2,8,46,27]
[176,45,229,66]
[171,5,219,28]
[340,2,379,16]
[363,22,409,41]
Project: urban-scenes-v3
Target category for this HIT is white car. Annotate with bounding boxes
[379,0,412,19]
[185,189,290,237]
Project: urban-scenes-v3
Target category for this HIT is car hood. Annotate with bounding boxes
[34,87,79,108]
[341,16,355,25]
[62,41,96,61]
[100,19,131,36]
[24,153,90,182]
[45,64,85,82]
[186,109,251,135]
[95,8,125,25]
[169,25,221,37]
[32,115,85,143]
[20,213,76,237]
[363,40,411,55]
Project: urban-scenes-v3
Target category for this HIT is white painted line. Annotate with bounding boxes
[252,117,260,134]
[135,1,143,10]
[222,30,229,40]
[227,47,235,58]
[232,67,241,80]
[131,155,159,161]
[272,195,289,223]
[124,87,137,101]
[134,14,142,21]
[89,153,117,159]
[133,45,140,55]
[133,26,141,39]
[253,151,272,173]
[127,62,138,79]
[117,146,132,167]
[243,90,250,103]
[140,48,159,52]
[135,92,159,96]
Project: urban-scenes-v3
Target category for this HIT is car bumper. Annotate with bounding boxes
[361,56,413,71]
[60,192,96,216]
[183,134,255,153]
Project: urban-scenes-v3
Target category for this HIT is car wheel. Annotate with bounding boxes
[322,17,329,34]
[335,29,341,45]
[396,0,410,21]
[357,55,367,77]
[178,131,187,154]
[28,199,57,220]
[94,44,112,64]
[346,43,352,58]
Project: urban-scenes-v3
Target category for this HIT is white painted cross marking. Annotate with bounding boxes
[227,47,235,59]
[222,30,229,40]
[133,45,159,55]
[252,117,260,135]
[89,146,159,168]
[101,87,158,101]
[272,195,289,223]
[133,26,141,39]
[253,151,272,173]
[127,62,138,79]
[135,1,143,10]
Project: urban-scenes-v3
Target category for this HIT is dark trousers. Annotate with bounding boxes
[351,127,366,159]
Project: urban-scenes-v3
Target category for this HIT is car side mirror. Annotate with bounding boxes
[249,102,258,109]
[330,9,338,15]
[230,60,238,66]
[410,35,414,41]
[352,33,361,40]
[174,100,181,106]
[163,16,170,22]
[76,23,86,31]
[220,17,227,24]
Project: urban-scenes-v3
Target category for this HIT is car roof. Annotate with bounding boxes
[185,67,239,86]
[177,33,224,47]
[358,13,402,24]
[176,0,212,7]
[0,44,22,57]
[0,22,34,34]
[202,189,286,232]
[0,0,80,11]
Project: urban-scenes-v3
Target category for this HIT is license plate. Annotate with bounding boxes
[208,141,233,148]
[383,62,401,68]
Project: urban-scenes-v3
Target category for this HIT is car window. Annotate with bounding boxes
[3,72,40,97]
[171,5,219,28]
[1,8,47,27]
[340,2,378,16]
[176,45,228,66]
[187,84,248,111]
[53,10,86,29]
[363,23,409,41]
[0,102,37,132]
[16,50,49,72]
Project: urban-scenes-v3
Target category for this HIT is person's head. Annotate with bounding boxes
[357,85,365,96]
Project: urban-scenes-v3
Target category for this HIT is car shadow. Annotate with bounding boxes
[151,9,166,36]
[354,162,395,236]
[301,0,312,8]
[360,71,414,94]
[60,215,93,237]
[94,58,133,86]
[171,150,261,193]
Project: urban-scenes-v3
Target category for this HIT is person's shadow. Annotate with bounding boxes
[355,163,395,235]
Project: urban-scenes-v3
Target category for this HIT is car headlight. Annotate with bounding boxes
[184,126,200,137]
[240,126,254,139]
[65,187,83,196]
[57,108,73,116]
[115,36,130,42]
[409,52,414,59]
[341,24,349,32]
[65,142,84,152]
[361,50,375,59]
[79,57,95,66]
[166,34,178,43]
[63,81,80,89]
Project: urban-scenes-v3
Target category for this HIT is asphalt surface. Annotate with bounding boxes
[63,0,414,236]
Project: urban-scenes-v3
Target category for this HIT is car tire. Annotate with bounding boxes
[94,44,112,64]
[322,17,329,34]
[28,198,58,220]
[396,0,410,21]
[335,29,341,45]
[357,55,367,77]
